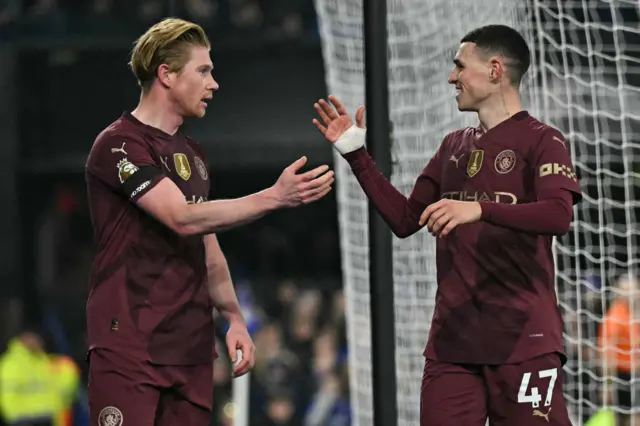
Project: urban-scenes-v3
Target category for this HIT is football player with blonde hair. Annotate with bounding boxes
[85,18,334,425]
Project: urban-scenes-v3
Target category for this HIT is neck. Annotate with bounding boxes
[131,89,183,136]
[477,87,522,133]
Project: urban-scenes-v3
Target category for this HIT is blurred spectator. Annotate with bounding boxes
[287,289,323,363]
[0,330,58,426]
[265,280,298,325]
[49,355,80,426]
[262,391,296,426]
[253,322,301,398]
[312,329,338,381]
[304,369,350,426]
[598,274,640,426]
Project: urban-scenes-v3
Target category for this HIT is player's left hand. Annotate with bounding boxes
[226,322,255,377]
[419,200,482,237]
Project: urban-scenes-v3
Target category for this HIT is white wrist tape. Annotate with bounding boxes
[333,125,367,155]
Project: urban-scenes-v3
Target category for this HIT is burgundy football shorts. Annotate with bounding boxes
[88,348,213,426]
[420,353,572,426]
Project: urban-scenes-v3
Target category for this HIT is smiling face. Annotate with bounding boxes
[448,42,497,112]
[165,45,218,118]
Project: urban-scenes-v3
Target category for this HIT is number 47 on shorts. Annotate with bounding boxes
[518,368,558,408]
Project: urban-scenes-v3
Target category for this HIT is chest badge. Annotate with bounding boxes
[173,153,191,181]
[467,149,484,177]
[194,156,208,180]
[495,149,516,174]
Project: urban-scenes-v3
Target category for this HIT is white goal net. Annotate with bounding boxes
[537,1,640,424]
[313,0,640,425]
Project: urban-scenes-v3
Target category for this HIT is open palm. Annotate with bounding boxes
[313,95,365,143]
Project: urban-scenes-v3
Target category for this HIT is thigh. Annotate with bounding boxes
[421,358,487,426]
[155,363,213,426]
[485,353,571,426]
[155,392,212,426]
[88,348,161,426]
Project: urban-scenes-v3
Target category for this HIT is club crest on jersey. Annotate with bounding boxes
[194,156,208,180]
[116,158,139,183]
[467,150,484,177]
[98,406,123,426]
[173,153,191,181]
[494,149,516,174]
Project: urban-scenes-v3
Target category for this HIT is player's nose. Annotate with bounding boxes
[208,77,219,91]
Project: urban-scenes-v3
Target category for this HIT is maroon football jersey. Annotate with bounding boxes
[85,112,215,365]
[421,111,582,364]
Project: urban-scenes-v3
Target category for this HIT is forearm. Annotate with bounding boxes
[206,261,244,324]
[479,190,573,235]
[179,188,281,236]
[344,148,426,238]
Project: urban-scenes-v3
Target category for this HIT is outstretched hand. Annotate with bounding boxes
[272,156,335,207]
[312,95,365,143]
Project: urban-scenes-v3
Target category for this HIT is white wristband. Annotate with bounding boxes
[333,125,367,155]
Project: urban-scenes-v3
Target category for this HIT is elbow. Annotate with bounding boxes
[392,228,413,239]
[550,218,571,236]
[390,222,420,239]
[548,205,573,236]
[172,206,202,237]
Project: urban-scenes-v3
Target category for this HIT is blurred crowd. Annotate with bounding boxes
[211,282,350,426]
[0,0,319,40]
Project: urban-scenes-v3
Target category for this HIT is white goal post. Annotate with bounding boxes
[313,0,640,425]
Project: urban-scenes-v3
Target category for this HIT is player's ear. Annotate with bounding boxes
[489,58,503,83]
[157,64,174,88]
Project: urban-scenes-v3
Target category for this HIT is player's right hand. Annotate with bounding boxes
[313,95,365,143]
[272,156,335,207]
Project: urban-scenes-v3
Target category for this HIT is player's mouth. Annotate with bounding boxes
[200,97,212,108]
[455,87,463,99]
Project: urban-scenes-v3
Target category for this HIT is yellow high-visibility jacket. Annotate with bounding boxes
[0,338,59,423]
[584,409,616,426]
[50,355,80,426]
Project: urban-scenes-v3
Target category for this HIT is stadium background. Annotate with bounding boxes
[0,1,638,426]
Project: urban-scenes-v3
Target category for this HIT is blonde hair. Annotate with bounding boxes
[129,18,210,91]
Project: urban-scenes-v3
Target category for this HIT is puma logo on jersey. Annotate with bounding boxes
[532,407,551,423]
[111,143,127,155]
[450,154,463,168]
[160,156,171,171]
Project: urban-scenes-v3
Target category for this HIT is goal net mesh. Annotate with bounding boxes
[313,0,640,425]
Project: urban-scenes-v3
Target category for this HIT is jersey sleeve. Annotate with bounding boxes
[533,128,582,204]
[86,132,165,202]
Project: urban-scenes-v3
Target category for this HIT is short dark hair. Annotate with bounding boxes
[460,25,531,87]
